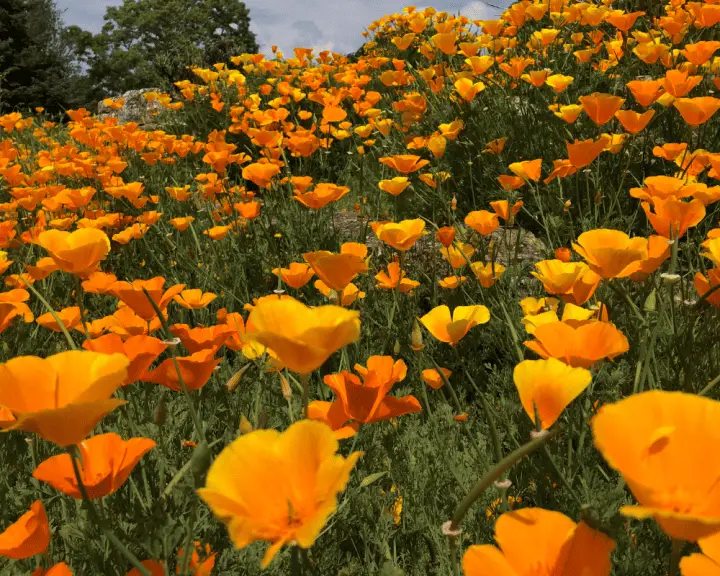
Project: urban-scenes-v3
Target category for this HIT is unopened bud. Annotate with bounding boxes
[661,272,681,285]
[239,414,253,434]
[279,373,292,401]
[411,318,424,351]
[226,363,251,392]
[154,393,167,426]
[393,339,401,355]
[450,195,457,211]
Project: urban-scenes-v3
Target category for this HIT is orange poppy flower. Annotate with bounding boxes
[272,262,314,289]
[431,31,457,55]
[680,530,720,574]
[514,358,592,429]
[303,251,368,291]
[615,109,655,134]
[247,296,360,374]
[593,391,720,541]
[36,228,110,277]
[378,177,411,196]
[532,260,601,304]
[0,290,33,333]
[436,226,456,247]
[695,268,720,307]
[441,242,475,269]
[173,289,217,310]
[653,142,688,161]
[566,137,607,168]
[421,367,451,390]
[25,257,59,281]
[33,432,155,499]
[454,78,486,102]
[490,200,524,222]
[545,74,574,94]
[642,197,705,239]
[470,262,506,288]
[314,280,365,306]
[31,562,72,576]
[37,306,81,332]
[674,97,720,126]
[83,334,167,384]
[0,351,128,446]
[371,219,426,251]
[169,216,195,232]
[419,304,490,345]
[439,275,468,289]
[109,307,162,338]
[606,9,644,31]
[375,261,420,292]
[242,162,280,188]
[509,158,542,182]
[320,357,421,428]
[221,311,266,359]
[681,40,720,66]
[0,500,50,559]
[465,210,499,236]
[198,419,362,568]
[378,154,430,174]
[626,79,664,107]
[573,229,648,278]
[307,401,359,439]
[579,92,626,125]
[142,348,220,391]
[293,183,350,210]
[497,174,526,191]
[462,508,615,576]
[170,323,234,353]
[663,70,703,98]
[109,277,186,320]
[82,271,118,294]
[524,320,629,368]
[483,137,507,155]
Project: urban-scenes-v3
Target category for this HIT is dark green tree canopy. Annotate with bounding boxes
[67,0,259,99]
[0,0,76,114]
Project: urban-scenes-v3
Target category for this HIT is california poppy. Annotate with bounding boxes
[694,268,720,308]
[379,154,429,174]
[470,262,506,288]
[173,289,217,310]
[0,351,128,446]
[371,219,426,251]
[421,367,451,390]
[37,306,81,332]
[31,562,73,576]
[33,432,155,499]
[315,280,365,307]
[465,210,499,236]
[303,251,368,291]
[441,242,475,269]
[110,277,186,320]
[36,228,110,277]
[293,183,350,210]
[674,97,720,126]
[615,109,655,134]
[593,391,720,541]
[272,262,315,289]
[681,531,720,574]
[375,261,420,292]
[435,226,456,247]
[378,177,411,196]
[514,358,592,429]
[247,296,360,374]
[532,260,601,305]
[0,500,50,559]
[525,320,629,368]
[642,197,705,239]
[462,508,615,576]
[626,79,664,107]
[420,304,490,345]
[198,420,362,568]
[566,137,606,168]
[142,348,220,391]
[320,356,421,426]
[170,323,234,353]
[573,229,648,278]
[579,92,625,125]
[83,334,167,384]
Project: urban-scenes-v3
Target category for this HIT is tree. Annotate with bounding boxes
[68,0,259,98]
[0,0,77,114]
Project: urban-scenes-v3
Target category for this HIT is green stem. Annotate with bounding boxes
[669,539,684,576]
[448,428,558,530]
[75,275,91,340]
[23,280,77,350]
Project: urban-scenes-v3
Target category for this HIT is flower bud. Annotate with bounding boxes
[279,373,292,401]
[411,318,424,351]
[393,339,401,355]
[153,393,167,426]
[239,415,253,435]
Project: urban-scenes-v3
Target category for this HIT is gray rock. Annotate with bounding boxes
[97,88,163,125]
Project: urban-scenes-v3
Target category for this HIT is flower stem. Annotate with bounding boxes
[669,539,684,576]
[23,280,77,350]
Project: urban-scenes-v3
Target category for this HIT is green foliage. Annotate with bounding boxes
[0,0,77,114]
[66,0,259,100]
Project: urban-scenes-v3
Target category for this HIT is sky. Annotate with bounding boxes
[56,0,513,57]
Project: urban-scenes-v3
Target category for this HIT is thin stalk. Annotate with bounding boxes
[23,280,77,350]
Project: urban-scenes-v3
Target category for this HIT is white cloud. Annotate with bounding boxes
[57,0,511,57]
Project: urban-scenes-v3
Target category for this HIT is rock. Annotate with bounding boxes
[97,88,163,125]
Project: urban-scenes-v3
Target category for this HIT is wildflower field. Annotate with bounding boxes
[2,0,720,574]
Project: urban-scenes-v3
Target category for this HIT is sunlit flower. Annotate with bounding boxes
[593,391,720,541]
[573,229,648,278]
[420,304,490,345]
[36,229,110,277]
[198,420,362,567]
[371,219,426,251]
[0,500,50,559]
